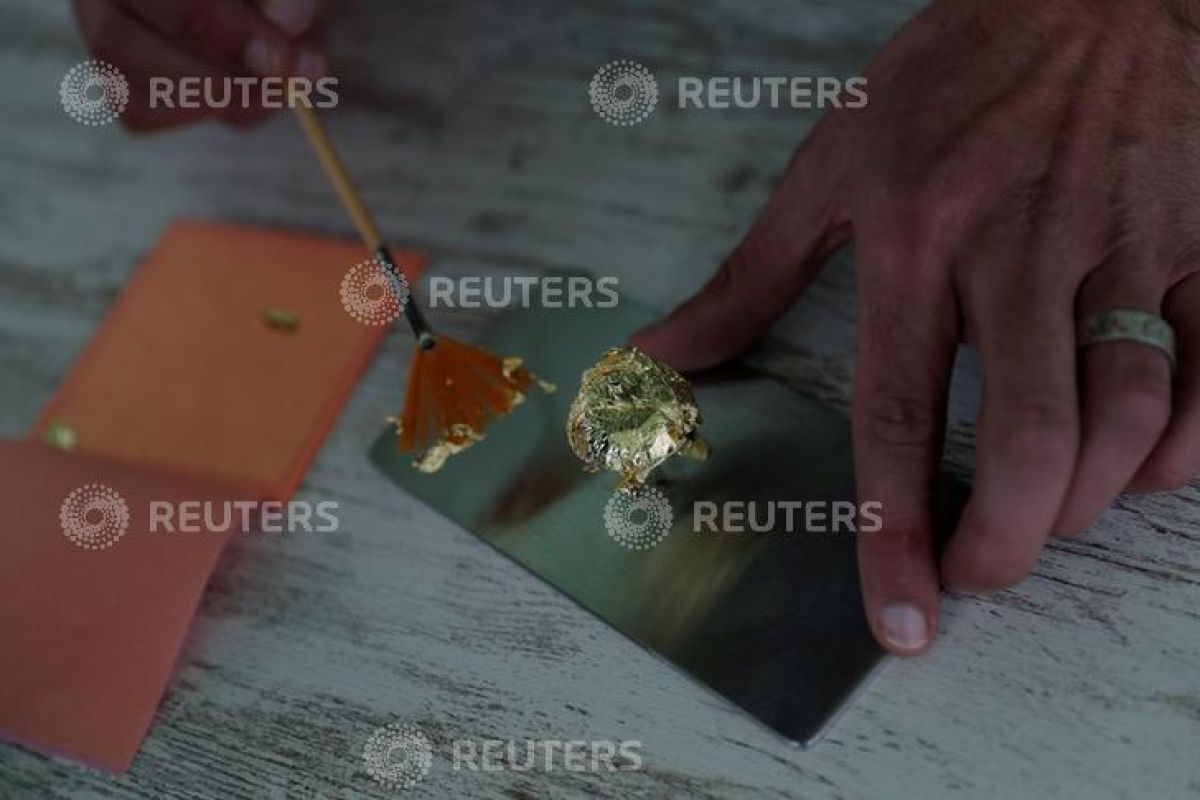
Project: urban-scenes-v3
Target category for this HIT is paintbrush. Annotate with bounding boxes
[292,104,550,472]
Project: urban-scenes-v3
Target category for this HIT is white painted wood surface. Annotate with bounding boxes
[1,0,1197,797]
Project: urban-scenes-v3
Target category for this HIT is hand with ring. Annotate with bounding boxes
[631,0,1199,655]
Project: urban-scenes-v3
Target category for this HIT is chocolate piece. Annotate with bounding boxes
[567,346,707,489]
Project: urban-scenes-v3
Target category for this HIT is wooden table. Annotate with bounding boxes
[2,0,1197,796]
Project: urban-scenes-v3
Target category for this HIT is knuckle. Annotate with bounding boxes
[874,163,932,208]
[995,398,1076,460]
[863,192,931,243]
[856,210,955,285]
[858,394,941,458]
[857,170,927,235]
[862,521,928,559]
[871,159,970,224]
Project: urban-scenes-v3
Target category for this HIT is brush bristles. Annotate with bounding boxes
[393,336,552,472]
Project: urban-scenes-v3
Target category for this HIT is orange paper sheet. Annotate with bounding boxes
[0,440,245,772]
[34,218,426,499]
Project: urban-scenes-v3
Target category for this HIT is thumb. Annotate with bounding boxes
[629,119,850,371]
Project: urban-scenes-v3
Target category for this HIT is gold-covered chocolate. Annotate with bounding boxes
[567,346,707,489]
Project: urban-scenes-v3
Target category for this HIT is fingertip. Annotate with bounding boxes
[293,48,328,81]
[244,36,289,77]
[626,321,716,372]
[857,527,941,657]
[1050,525,1089,540]
[625,323,670,360]
[940,532,1034,594]
[874,603,933,656]
[1049,504,1095,539]
[260,0,318,37]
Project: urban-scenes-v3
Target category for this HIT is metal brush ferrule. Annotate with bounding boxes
[373,245,435,348]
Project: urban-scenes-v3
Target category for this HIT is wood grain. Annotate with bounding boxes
[1,0,1197,797]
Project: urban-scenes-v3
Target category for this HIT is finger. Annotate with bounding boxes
[853,233,959,656]
[1052,267,1171,535]
[256,0,326,37]
[942,272,1079,591]
[629,116,850,370]
[287,31,332,81]
[1131,272,1200,491]
[73,0,232,130]
[116,0,292,72]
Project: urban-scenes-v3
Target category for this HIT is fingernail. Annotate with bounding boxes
[262,0,317,36]
[245,38,284,77]
[294,50,328,81]
[877,604,928,652]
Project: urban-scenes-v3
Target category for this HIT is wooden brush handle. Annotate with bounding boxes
[293,104,436,345]
[292,104,384,251]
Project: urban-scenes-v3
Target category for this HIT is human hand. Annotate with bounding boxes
[631,0,1200,655]
[71,0,335,130]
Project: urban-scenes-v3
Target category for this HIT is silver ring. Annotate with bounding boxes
[1077,309,1176,372]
